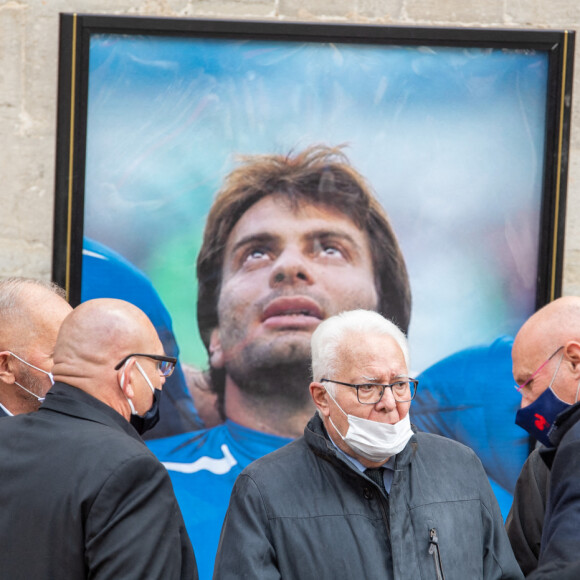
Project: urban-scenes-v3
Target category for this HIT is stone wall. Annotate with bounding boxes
[1,0,579,294]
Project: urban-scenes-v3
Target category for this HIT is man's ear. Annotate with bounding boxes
[209,329,225,369]
[565,341,580,377]
[310,382,330,417]
[0,352,16,384]
[117,359,136,399]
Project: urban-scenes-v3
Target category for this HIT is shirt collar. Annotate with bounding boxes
[328,433,394,474]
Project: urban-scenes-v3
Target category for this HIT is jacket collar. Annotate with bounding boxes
[40,382,144,443]
[549,400,580,445]
[540,401,580,469]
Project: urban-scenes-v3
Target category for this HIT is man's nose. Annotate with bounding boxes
[374,386,397,411]
[269,247,314,287]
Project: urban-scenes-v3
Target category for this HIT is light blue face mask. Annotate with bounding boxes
[8,352,54,403]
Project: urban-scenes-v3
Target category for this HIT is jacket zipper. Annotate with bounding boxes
[362,470,391,539]
[428,528,445,580]
[375,489,390,540]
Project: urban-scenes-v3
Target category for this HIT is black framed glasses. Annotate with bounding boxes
[321,377,418,404]
[114,353,177,377]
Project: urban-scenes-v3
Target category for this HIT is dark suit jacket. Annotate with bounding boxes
[531,403,580,576]
[0,382,197,579]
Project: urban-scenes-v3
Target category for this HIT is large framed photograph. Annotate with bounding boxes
[53,12,574,535]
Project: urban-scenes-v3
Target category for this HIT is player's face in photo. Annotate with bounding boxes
[209,194,379,373]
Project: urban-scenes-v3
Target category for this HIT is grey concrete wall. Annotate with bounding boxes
[1,0,579,296]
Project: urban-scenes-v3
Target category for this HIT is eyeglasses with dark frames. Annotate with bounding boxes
[320,377,418,404]
[114,353,177,377]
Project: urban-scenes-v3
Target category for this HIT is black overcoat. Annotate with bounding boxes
[0,382,197,580]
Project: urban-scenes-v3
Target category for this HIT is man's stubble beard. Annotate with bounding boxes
[225,336,313,413]
[16,366,46,405]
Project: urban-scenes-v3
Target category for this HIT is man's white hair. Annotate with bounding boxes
[311,309,409,393]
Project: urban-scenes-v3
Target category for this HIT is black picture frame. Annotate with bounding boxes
[52,14,575,517]
[54,14,574,314]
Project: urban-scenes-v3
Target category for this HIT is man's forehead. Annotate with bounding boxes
[512,325,555,376]
[337,333,406,371]
[512,332,534,367]
[228,195,364,241]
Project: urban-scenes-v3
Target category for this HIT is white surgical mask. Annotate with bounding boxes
[9,352,54,403]
[326,388,413,462]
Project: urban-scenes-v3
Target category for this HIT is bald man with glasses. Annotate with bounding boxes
[0,298,197,580]
[507,296,580,578]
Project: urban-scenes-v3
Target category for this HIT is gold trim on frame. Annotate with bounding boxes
[550,30,569,302]
[65,14,78,301]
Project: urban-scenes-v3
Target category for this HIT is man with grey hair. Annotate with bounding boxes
[214,309,522,580]
[0,277,72,416]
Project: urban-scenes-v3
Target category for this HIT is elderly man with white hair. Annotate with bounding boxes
[213,309,521,580]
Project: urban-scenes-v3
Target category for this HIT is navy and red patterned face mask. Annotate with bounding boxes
[515,349,570,448]
[515,385,570,448]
